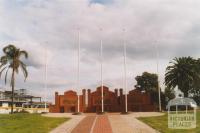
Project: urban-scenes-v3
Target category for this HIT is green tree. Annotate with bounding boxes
[135,72,165,109]
[0,44,28,114]
[165,57,198,97]
[135,72,158,92]
[164,87,175,101]
[189,89,200,105]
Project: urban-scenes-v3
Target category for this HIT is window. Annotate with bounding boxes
[15,103,22,107]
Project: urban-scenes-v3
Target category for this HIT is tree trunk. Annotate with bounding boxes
[11,68,15,114]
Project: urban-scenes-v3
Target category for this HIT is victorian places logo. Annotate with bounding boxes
[167,97,197,129]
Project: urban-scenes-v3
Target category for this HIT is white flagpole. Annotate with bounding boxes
[155,41,162,112]
[100,28,104,113]
[44,48,47,112]
[123,29,128,113]
[77,28,80,113]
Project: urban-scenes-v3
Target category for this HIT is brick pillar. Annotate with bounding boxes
[119,88,123,97]
[55,92,60,112]
[82,89,86,112]
[87,89,91,111]
[119,88,124,112]
[76,92,78,112]
[114,89,118,111]
[114,89,118,97]
[55,92,58,104]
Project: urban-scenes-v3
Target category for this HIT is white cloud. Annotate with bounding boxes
[0,0,200,102]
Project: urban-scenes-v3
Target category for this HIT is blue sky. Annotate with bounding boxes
[0,0,200,102]
[90,0,113,4]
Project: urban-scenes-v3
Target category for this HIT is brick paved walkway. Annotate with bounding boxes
[93,115,112,133]
[45,113,85,133]
[46,112,163,133]
[71,115,96,133]
[72,115,112,133]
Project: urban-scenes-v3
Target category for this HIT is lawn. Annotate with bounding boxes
[0,113,69,133]
[138,111,200,133]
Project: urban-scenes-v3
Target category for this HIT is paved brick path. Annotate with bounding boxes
[71,115,96,133]
[93,115,112,133]
[45,113,85,133]
[71,115,112,133]
[46,112,163,133]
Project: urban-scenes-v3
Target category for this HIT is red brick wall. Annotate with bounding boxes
[86,86,120,112]
[49,86,156,113]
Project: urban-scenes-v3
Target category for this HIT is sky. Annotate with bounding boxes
[0,0,200,102]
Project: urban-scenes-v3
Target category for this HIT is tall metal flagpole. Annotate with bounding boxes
[155,41,162,112]
[77,28,80,113]
[44,48,47,112]
[100,28,104,113]
[123,29,128,113]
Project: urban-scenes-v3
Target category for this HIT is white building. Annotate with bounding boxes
[0,89,49,114]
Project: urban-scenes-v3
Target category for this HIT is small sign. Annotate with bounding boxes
[168,113,196,129]
[167,98,197,129]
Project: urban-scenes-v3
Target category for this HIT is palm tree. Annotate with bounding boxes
[165,57,197,97]
[0,44,28,114]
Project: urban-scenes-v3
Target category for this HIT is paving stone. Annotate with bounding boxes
[92,115,112,133]
[71,115,96,133]
[122,115,159,133]
[46,112,163,133]
[44,113,85,133]
[109,115,134,133]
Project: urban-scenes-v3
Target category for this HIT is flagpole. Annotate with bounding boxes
[100,28,104,113]
[77,28,80,113]
[155,41,162,112]
[123,29,128,113]
[44,48,47,112]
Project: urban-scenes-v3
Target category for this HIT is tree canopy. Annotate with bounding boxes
[135,72,158,92]
[165,57,200,98]
[0,44,28,114]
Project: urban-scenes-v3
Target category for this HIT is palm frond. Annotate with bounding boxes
[0,63,6,70]
[0,56,8,63]
[3,44,16,52]
[19,50,28,58]
[5,67,10,84]
[0,66,7,78]
[19,61,28,81]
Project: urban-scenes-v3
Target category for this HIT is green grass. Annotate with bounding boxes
[0,113,69,133]
[138,111,200,133]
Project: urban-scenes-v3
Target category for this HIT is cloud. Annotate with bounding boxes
[0,0,200,102]
[90,0,114,4]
